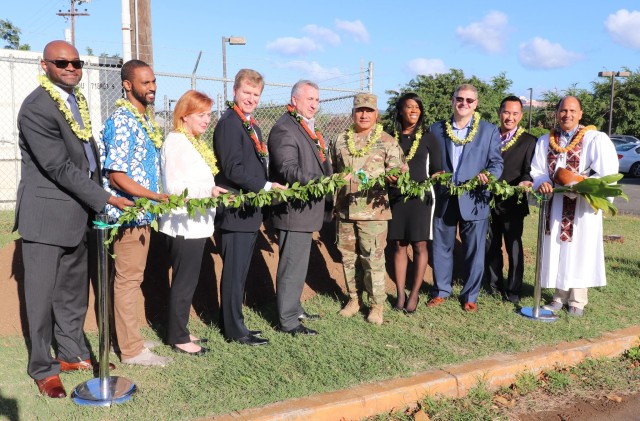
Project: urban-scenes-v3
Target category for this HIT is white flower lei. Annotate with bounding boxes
[38,75,92,142]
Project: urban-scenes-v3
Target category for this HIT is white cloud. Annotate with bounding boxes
[405,58,448,76]
[605,9,640,50]
[335,19,370,43]
[280,60,345,82]
[303,24,341,46]
[266,37,321,56]
[518,37,583,69]
[456,11,508,54]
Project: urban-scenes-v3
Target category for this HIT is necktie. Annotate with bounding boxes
[67,93,97,174]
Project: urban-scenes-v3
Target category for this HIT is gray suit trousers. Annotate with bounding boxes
[23,235,91,380]
[276,230,313,330]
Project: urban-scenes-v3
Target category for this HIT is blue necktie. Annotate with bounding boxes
[67,93,97,174]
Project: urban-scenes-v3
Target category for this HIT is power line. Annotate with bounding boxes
[56,0,90,46]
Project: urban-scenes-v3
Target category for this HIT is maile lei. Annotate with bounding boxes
[445,112,481,146]
[395,129,423,161]
[115,98,163,148]
[286,104,326,162]
[227,101,267,157]
[501,127,525,152]
[549,125,597,153]
[177,127,219,175]
[345,123,383,157]
[38,75,92,142]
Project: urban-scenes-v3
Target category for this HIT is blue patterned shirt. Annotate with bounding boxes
[99,106,161,225]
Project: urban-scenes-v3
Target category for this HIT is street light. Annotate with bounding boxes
[527,88,533,132]
[598,70,630,137]
[222,36,246,104]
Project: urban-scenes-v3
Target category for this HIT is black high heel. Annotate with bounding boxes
[403,296,420,314]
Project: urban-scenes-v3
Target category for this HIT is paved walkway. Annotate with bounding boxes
[212,326,640,421]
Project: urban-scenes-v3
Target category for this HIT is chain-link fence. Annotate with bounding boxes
[0,53,365,241]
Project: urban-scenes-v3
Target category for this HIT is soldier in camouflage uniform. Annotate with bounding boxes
[330,93,406,325]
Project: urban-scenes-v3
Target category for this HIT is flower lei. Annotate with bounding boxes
[115,98,163,148]
[345,123,383,157]
[501,127,525,152]
[549,125,597,153]
[286,104,326,162]
[445,112,481,146]
[177,127,219,176]
[38,75,92,142]
[226,101,267,157]
[395,129,423,161]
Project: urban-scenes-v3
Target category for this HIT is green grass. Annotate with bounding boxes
[0,210,18,248]
[377,350,640,420]
[0,210,639,420]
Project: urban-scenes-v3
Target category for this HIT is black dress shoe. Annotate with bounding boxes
[280,324,318,336]
[298,311,321,321]
[228,334,269,346]
[248,330,263,337]
[172,345,209,356]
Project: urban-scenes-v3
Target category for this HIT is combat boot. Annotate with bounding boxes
[367,304,384,325]
[339,295,361,317]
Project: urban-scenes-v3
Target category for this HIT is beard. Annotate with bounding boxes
[131,86,154,107]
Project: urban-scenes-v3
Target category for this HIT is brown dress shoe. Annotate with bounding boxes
[57,358,116,371]
[463,302,478,312]
[35,375,67,398]
[427,297,445,308]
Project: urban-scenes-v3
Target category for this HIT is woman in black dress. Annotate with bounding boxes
[388,93,439,313]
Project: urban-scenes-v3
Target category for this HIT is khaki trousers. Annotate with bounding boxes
[552,288,589,310]
[113,226,151,360]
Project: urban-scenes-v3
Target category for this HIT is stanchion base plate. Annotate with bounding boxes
[520,306,559,322]
[72,376,136,406]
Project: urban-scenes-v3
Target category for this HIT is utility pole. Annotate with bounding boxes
[129,0,153,66]
[57,0,89,46]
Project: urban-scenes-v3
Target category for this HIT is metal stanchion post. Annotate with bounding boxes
[72,213,137,406]
[520,196,558,322]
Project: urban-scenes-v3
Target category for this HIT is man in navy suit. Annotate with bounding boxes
[427,84,503,312]
[214,69,285,346]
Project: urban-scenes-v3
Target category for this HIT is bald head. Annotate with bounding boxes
[43,40,78,59]
[40,40,83,92]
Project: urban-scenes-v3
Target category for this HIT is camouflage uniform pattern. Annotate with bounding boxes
[331,127,405,305]
[337,219,388,304]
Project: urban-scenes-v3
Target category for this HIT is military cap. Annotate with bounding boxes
[353,93,378,110]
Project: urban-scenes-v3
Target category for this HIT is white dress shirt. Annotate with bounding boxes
[158,131,216,239]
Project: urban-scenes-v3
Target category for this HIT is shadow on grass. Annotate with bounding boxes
[0,390,18,421]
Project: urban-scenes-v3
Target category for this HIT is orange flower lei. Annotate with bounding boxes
[286,104,326,162]
[227,101,267,157]
[549,125,597,153]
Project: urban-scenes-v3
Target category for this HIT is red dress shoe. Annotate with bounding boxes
[463,302,478,312]
[35,375,67,398]
[57,358,116,371]
[427,297,445,308]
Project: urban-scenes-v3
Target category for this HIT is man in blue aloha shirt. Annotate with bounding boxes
[100,59,170,367]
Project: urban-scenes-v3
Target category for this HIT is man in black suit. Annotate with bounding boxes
[484,96,537,304]
[269,80,332,336]
[14,40,132,397]
[214,69,285,346]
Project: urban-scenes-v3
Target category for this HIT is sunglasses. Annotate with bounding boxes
[44,59,85,69]
[455,97,476,104]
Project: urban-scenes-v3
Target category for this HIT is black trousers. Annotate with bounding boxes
[23,234,91,380]
[165,234,207,345]
[484,210,525,297]
[220,230,258,340]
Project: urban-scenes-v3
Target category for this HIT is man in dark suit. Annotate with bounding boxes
[14,40,132,397]
[268,80,332,336]
[214,69,285,346]
[427,83,503,312]
[484,96,536,304]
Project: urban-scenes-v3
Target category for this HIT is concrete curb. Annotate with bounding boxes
[212,326,640,421]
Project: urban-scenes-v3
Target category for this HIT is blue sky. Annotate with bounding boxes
[4,1,640,107]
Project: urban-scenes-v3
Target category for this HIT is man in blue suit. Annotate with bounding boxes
[427,84,503,312]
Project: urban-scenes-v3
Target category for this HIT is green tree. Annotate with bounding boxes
[594,68,640,137]
[382,69,513,133]
[0,19,30,50]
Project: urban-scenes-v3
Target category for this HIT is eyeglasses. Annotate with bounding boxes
[44,59,85,69]
[455,97,476,104]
